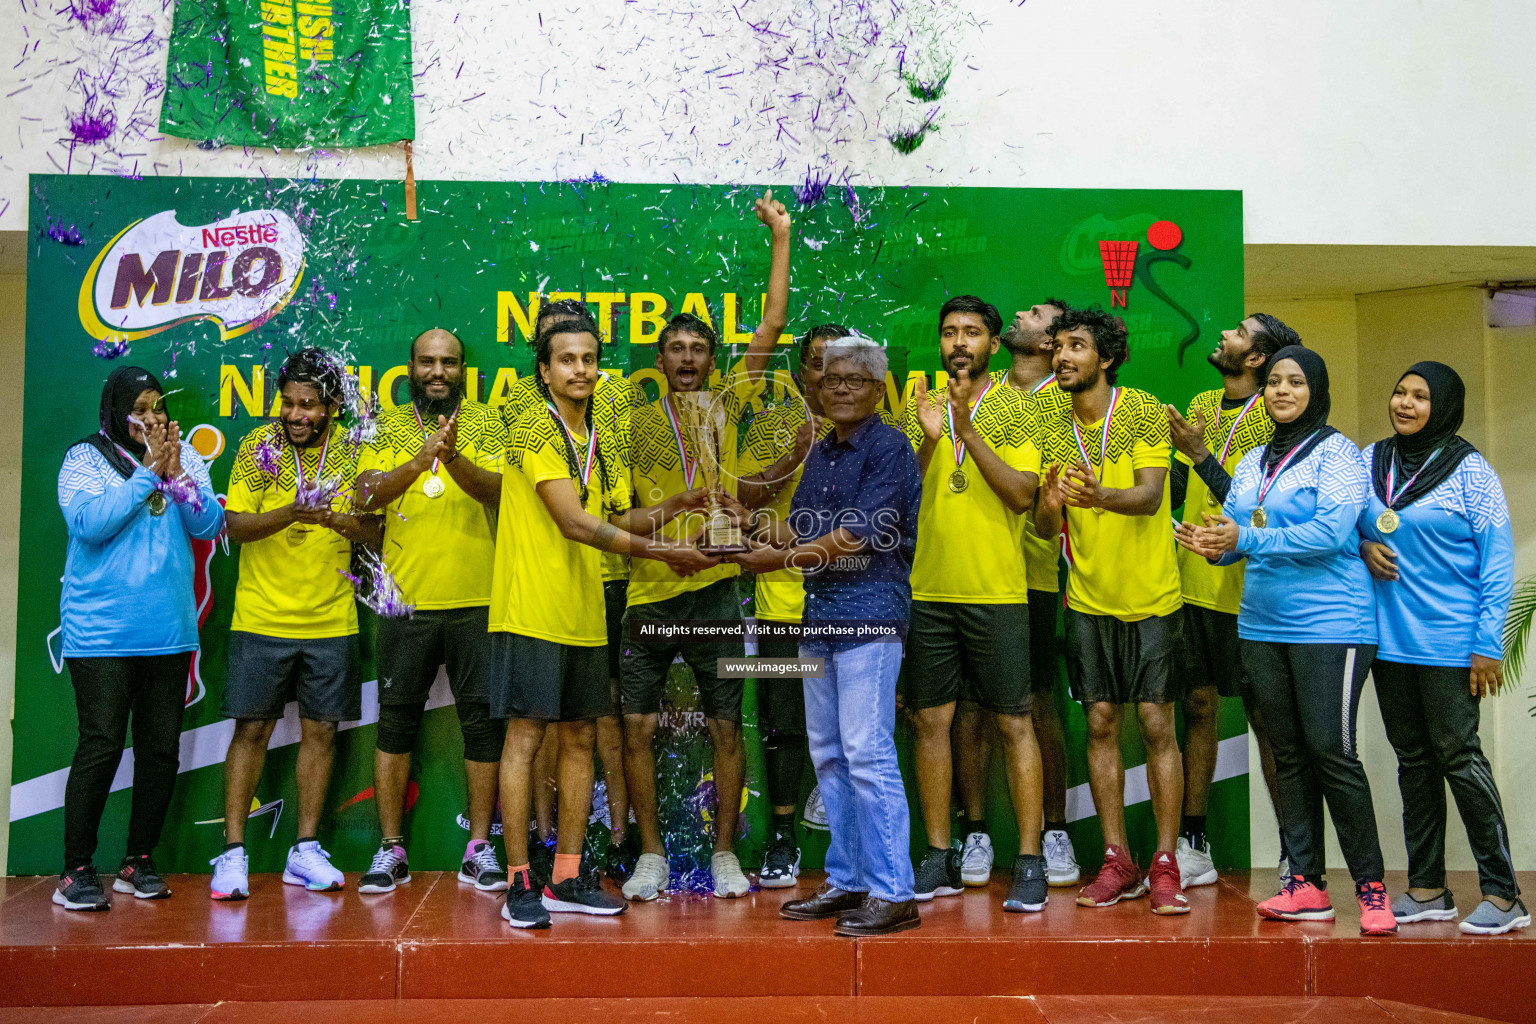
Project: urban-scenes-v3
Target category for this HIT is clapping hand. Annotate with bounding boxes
[911,376,943,441]
[1165,404,1211,464]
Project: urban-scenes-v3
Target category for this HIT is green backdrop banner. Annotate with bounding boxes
[13,173,1248,879]
[159,0,414,147]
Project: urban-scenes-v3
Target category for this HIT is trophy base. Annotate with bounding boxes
[699,522,749,555]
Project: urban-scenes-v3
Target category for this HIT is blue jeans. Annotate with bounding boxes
[801,641,913,902]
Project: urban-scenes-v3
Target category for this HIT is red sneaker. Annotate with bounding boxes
[1356,881,1398,936]
[1077,845,1147,907]
[1257,877,1335,921]
[1148,851,1189,915]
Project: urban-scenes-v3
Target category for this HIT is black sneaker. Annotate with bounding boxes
[528,831,556,890]
[501,868,551,930]
[458,840,508,892]
[1003,854,1049,913]
[758,837,801,889]
[112,854,170,899]
[53,865,110,911]
[358,841,410,894]
[543,872,627,917]
[605,833,640,884]
[913,847,963,903]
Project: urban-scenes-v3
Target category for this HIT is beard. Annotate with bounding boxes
[1055,363,1099,394]
[1207,345,1246,377]
[1001,322,1048,357]
[286,412,332,448]
[409,374,466,422]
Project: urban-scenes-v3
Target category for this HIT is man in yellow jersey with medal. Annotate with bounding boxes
[1032,308,1188,917]
[213,348,381,901]
[352,329,510,895]
[619,190,797,902]
[1164,314,1295,890]
[903,296,1051,913]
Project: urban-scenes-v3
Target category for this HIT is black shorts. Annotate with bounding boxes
[605,580,628,682]
[1065,608,1184,705]
[376,606,491,706]
[1181,604,1244,698]
[223,631,360,722]
[487,632,609,722]
[905,600,1032,715]
[1027,589,1061,696]
[620,578,745,722]
[756,634,806,737]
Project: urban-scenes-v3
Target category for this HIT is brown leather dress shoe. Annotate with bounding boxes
[780,882,868,920]
[833,896,921,936]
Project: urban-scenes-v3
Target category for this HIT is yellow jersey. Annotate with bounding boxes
[356,401,504,610]
[1038,386,1182,621]
[903,377,1041,604]
[227,422,360,639]
[1175,388,1274,615]
[489,404,630,645]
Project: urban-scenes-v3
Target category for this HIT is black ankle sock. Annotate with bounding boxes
[222,841,245,853]
[1181,815,1207,842]
[1043,820,1068,835]
[963,819,986,838]
[296,836,317,846]
[1300,874,1325,890]
[928,845,950,856]
[382,835,405,848]
[772,811,797,844]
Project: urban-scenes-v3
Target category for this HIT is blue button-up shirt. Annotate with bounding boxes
[789,413,921,636]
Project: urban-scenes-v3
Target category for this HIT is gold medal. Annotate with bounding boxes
[1206,492,1221,508]
[1377,508,1400,534]
[286,525,309,546]
[948,469,969,493]
[147,491,168,516]
[1251,506,1267,528]
[423,475,445,499]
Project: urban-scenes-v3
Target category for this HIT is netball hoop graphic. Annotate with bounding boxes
[1098,239,1139,308]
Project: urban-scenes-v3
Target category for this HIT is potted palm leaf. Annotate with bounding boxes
[1505,574,1536,714]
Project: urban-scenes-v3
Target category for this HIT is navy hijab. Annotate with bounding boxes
[1371,361,1477,510]
[80,365,162,480]
[1261,346,1338,472]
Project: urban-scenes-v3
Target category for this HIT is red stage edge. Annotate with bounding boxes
[0,871,1530,1023]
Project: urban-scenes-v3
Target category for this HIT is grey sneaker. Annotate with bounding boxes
[1003,854,1048,913]
[1043,829,1080,887]
[1391,888,1457,923]
[1175,835,1218,888]
[1459,898,1531,936]
[959,832,994,886]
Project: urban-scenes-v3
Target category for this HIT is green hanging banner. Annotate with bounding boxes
[159,0,414,148]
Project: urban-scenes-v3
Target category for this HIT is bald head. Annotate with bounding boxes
[411,328,464,362]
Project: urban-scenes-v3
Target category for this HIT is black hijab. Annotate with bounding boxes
[80,365,162,479]
[1371,361,1478,509]
[1260,345,1338,472]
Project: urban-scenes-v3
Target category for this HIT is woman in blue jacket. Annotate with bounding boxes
[1358,361,1526,936]
[54,366,224,910]
[1177,346,1395,935]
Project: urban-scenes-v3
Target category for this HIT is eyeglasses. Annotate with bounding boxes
[821,374,876,392]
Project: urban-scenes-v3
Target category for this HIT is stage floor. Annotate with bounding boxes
[0,870,1530,1023]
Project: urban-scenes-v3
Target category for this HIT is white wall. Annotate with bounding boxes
[3,1,1536,244]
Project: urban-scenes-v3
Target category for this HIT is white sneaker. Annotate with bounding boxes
[802,785,829,832]
[1042,829,1080,887]
[712,850,751,898]
[1176,835,1218,888]
[960,832,994,886]
[282,841,345,892]
[622,852,670,902]
[210,846,250,901]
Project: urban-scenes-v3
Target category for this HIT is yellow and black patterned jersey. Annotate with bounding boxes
[226,422,361,638]
[993,371,1072,594]
[1176,388,1274,614]
[357,401,504,610]
[490,404,630,645]
[1037,386,1181,621]
[902,381,1042,604]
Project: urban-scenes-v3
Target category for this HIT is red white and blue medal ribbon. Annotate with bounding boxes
[1384,449,1437,509]
[1071,386,1121,472]
[1251,431,1314,526]
[1029,374,1056,394]
[945,376,997,469]
[662,394,697,489]
[292,429,330,494]
[413,402,459,478]
[1216,393,1263,465]
[548,401,598,490]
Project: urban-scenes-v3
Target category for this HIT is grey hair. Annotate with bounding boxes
[823,335,888,382]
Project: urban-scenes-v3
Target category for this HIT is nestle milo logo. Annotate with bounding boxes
[1060,213,1158,276]
[79,210,306,344]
